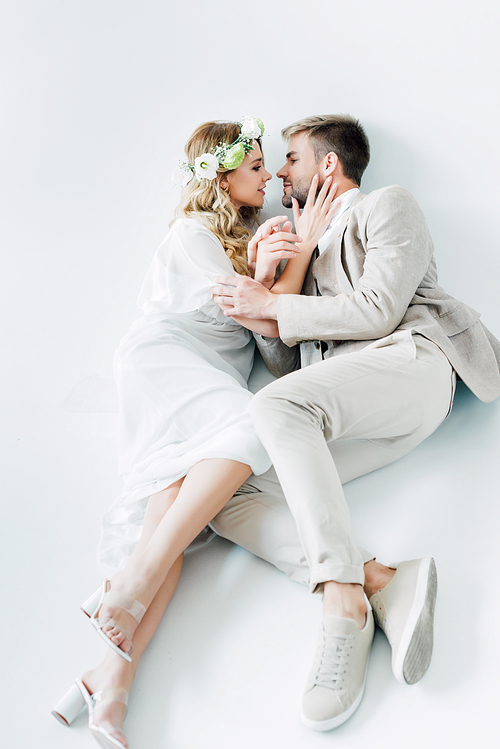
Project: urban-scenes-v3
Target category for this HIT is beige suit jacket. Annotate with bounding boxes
[257,185,500,403]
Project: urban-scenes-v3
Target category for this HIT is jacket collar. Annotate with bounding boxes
[319,190,366,256]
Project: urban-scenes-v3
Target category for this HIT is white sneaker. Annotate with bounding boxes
[369,558,437,685]
[301,601,374,731]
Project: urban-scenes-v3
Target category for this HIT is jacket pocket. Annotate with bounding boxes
[437,304,481,337]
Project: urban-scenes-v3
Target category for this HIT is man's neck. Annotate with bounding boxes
[333,179,359,197]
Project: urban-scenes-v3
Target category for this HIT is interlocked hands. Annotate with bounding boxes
[248,217,301,289]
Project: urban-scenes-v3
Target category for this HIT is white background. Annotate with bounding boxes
[1,2,499,748]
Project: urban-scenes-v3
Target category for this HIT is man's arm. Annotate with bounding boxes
[212,275,279,319]
[214,188,434,346]
[213,280,299,375]
[278,188,434,344]
[253,333,301,377]
[216,301,280,337]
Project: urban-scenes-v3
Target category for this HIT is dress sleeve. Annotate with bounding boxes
[138,219,236,316]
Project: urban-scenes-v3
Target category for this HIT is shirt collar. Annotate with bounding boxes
[317,187,360,254]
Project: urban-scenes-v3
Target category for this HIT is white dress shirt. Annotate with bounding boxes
[317,187,360,254]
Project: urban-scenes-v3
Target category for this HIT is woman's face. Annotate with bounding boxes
[222,141,272,209]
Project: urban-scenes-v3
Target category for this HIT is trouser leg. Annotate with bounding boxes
[210,467,310,585]
[248,333,455,591]
[210,464,375,587]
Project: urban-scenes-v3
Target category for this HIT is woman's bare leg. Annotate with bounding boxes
[82,558,183,748]
[82,482,184,747]
[100,458,252,655]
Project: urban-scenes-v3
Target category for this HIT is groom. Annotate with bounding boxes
[210,115,500,730]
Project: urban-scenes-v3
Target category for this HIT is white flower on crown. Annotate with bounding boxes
[194,153,219,180]
[172,162,193,187]
[240,117,263,139]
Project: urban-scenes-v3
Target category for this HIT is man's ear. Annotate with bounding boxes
[323,152,339,177]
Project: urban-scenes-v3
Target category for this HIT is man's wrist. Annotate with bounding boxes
[264,291,278,320]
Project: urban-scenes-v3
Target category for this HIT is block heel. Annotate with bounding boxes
[51,681,86,726]
[52,678,129,749]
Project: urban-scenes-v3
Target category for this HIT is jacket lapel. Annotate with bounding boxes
[313,191,366,293]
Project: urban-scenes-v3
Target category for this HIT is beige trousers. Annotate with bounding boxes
[211,331,455,591]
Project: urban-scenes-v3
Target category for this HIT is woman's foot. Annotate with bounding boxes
[97,570,152,656]
[82,660,133,749]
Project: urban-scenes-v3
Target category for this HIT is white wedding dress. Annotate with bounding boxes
[99,218,271,568]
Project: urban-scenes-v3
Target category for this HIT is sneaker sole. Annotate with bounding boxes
[395,558,437,685]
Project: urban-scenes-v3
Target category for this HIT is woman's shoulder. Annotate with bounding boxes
[169,217,220,243]
[155,217,231,273]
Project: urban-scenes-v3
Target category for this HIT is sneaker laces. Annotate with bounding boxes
[314,630,354,690]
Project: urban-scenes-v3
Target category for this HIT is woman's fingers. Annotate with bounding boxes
[292,196,301,230]
[264,233,302,252]
[316,175,333,204]
[259,229,301,245]
[259,215,289,238]
[324,181,339,209]
[327,199,341,221]
[304,174,319,209]
[316,178,339,213]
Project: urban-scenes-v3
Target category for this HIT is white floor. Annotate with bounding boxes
[3,3,500,747]
[2,356,500,749]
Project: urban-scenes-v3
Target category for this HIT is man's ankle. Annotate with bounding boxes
[363,560,396,599]
[323,581,367,629]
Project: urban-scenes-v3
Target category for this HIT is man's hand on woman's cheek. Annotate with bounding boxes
[212,275,279,320]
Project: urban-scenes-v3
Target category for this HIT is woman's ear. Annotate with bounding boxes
[220,176,229,190]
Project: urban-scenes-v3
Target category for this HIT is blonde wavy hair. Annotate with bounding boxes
[172,121,262,276]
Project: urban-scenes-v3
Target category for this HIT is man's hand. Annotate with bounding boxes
[212,274,278,320]
[248,217,302,289]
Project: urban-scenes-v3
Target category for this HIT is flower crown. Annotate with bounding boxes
[172,117,266,187]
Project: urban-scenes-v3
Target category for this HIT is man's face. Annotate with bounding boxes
[276,132,322,208]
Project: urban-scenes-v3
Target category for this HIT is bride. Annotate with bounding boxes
[52,117,338,749]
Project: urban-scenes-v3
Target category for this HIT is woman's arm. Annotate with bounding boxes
[211,178,337,333]
[167,220,279,337]
[250,217,301,289]
[217,302,279,337]
[255,175,338,294]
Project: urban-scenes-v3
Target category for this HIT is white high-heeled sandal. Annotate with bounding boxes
[52,678,129,749]
[82,581,146,663]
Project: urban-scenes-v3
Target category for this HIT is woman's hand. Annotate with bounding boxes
[248,216,286,274]
[292,175,340,253]
[249,216,303,289]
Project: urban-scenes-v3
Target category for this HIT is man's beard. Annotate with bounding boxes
[281,174,322,209]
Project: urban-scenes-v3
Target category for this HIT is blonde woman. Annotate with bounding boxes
[52,119,338,749]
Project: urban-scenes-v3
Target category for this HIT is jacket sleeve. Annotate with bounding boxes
[253,333,300,377]
[276,187,434,346]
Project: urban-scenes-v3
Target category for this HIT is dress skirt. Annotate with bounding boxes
[99,311,271,568]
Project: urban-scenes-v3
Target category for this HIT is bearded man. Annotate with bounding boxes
[210,115,500,730]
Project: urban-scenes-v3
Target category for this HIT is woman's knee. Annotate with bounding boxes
[147,480,182,519]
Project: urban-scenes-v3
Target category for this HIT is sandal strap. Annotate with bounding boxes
[103,590,146,625]
[93,687,129,708]
[96,580,146,625]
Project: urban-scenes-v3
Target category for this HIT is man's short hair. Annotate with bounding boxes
[282,115,370,185]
